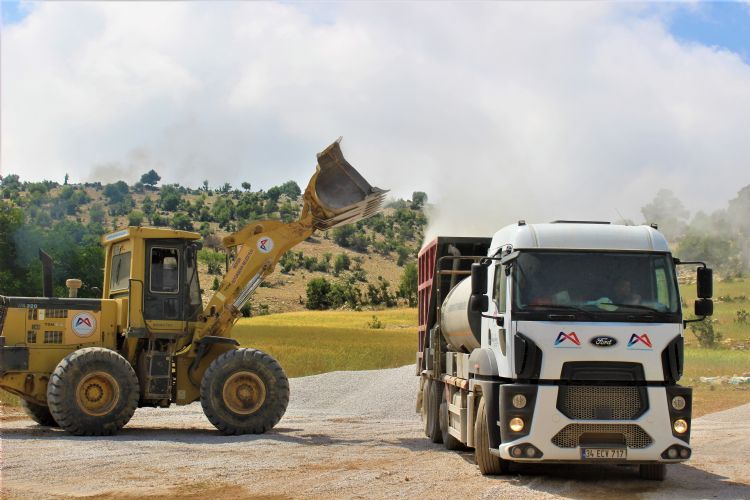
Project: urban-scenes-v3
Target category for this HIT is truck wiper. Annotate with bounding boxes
[522,304,597,319]
[605,303,662,313]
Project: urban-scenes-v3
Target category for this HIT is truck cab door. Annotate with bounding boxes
[488,262,511,375]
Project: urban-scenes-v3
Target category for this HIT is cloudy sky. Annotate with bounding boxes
[2,1,750,236]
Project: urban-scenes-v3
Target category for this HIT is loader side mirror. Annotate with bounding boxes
[695,298,713,317]
[697,267,713,299]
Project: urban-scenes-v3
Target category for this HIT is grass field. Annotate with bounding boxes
[233,309,417,378]
[681,277,750,346]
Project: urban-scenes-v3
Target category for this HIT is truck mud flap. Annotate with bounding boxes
[474,380,501,450]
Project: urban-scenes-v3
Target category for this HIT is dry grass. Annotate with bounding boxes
[231,308,417,378]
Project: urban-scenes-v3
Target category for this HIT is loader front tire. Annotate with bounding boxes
[200,348,289,435]
[47,347,139,436]
[20,399,58,427]
[475,395,509,475]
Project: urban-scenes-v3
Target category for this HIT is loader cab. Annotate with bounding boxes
[102,227,202,332]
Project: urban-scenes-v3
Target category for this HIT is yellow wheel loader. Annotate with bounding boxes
[0,140,386,436]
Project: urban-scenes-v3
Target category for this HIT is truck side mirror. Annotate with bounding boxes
[471,263,487,294]
[470,294,489,313]
[470,263,489,313]
[697,267,712,299]
[695,298,713,317]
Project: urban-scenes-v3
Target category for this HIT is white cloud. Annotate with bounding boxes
[2,2,749,239]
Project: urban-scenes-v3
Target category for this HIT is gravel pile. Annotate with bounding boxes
[286,364,420,420]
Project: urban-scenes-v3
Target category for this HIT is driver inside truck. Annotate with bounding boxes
[612,277,641,305]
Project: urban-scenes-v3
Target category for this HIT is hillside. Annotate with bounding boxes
[0,173,428,314]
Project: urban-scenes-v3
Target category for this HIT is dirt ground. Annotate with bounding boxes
[1,366,749,499]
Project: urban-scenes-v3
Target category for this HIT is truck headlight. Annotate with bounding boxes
[671,395,686,411]
[673,418,688,434]
[509,417,525,432]
[512,394,527,409]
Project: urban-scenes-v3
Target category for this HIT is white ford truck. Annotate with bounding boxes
[416,221,713,480]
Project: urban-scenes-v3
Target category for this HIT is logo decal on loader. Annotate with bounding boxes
[627,333,652,350]
[71,312,96,337]
[554,331,581,348]
[257,237,274,254]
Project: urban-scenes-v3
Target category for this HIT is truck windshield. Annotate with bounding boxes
[512,251,680,323]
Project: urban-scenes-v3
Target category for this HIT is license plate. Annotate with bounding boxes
[581,448,627,460]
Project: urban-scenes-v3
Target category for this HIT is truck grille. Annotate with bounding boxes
[552,424,653,449]
[557,385,647,420]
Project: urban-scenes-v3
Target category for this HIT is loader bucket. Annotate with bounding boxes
[302,138,388,231]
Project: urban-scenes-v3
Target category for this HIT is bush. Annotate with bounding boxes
[367,315,384,329]
[735,309,750,325]
[334,253,350,274]
[688,319,722,348]
[306,277,332,310]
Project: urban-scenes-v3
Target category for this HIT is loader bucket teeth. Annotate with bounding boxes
[302,138,388,231]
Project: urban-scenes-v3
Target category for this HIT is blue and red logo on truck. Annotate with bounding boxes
[554,331,581,348]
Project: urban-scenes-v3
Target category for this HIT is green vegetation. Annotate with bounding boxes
[231,309,417,377]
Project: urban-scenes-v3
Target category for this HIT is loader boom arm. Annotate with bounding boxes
[191,139,386,343]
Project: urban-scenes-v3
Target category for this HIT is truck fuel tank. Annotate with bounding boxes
[440,277,481,352]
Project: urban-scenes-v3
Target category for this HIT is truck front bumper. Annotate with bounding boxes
[497,384,692,463]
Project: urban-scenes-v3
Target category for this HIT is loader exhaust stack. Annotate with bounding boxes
[302,138,387,231]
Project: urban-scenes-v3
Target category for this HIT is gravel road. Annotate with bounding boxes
[2,365,749,499]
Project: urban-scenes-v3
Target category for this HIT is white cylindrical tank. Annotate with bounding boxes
[440,277,481,352]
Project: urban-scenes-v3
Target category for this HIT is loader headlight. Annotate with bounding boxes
[509,417,525,432]
[671,395,686,411]
[512,394,527,409]
[673,418,688,434]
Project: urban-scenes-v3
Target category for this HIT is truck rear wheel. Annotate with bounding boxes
[440,400,463,450]
[422,379,443,444]
[47,347,139,436]
[20,399,58,427]
[200,348,289,435]
[639,464,667,481]
[475,396,509,475]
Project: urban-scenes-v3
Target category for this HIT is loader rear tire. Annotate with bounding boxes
[423,379,443,444]
[200,348,289,435]
[475,396,509,475]
[20,399,58,427]
[47,347,139,436]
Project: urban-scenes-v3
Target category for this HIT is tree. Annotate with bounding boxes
[411,191,427,209]
[89,203,105,224]
[140,169,161,188]
[398,262,418,307]
[171,212,194,231]
[306,277,332,310]
[641,189,689,242]
[334,253,351,274]
[159,185,183,212]
[333,225,355,247]
[127,210,144,227]
[279,180,301,199]
[241,182,252,191]
[64,173,69,185]
[103,181,129,204]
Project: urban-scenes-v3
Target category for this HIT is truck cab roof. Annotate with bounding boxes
[490,221,670,254]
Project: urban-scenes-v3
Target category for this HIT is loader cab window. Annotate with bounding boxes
[150,248,180,294]
[110,252,131,291]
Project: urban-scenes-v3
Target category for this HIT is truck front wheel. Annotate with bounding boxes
[20,399,58,427]
[474,395,509,475]
[47,347,139,436]
[200,348,289,435]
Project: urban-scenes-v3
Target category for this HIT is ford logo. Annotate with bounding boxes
[591,336,617,347]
